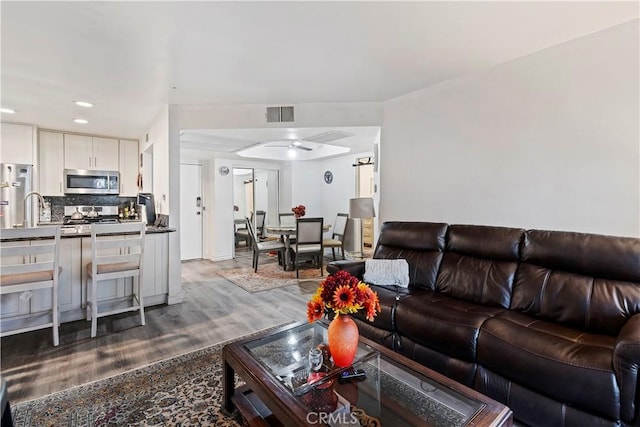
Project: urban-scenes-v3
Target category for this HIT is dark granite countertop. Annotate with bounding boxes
[2,224,175,240]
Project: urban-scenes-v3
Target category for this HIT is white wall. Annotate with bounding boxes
[381,20,639,237]
[144,106,170,215]
[286,147,379,255]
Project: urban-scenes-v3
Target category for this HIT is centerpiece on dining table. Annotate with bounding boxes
[307,270,381,367]
[292,204,306,219]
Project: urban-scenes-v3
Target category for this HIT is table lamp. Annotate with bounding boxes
[349,197,376,258]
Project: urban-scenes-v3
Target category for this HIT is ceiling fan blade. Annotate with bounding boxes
[298,146,312,151]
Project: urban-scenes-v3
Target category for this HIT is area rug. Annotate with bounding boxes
[215,262,324,293]
[11,323,294,427]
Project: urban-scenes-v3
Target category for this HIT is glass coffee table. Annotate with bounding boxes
[223,321,512,426]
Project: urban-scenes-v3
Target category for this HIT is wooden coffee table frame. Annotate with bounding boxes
[222,322,512,427]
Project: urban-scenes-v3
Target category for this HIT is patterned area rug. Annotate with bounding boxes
[215,261,324,293]
[11,324,293,427]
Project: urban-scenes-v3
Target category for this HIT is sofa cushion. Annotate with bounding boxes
[352,284,409,332]
[436,224,523,309]
[396,291,504,362]
[373,222,447,291]
[513,229,640,336]
[478,310,620,420]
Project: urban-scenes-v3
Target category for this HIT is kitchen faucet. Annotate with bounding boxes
[22,191,46,228]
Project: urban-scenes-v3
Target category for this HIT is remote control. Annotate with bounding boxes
[338,368,366,383]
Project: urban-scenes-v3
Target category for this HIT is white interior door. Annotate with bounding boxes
[180,163,203,260]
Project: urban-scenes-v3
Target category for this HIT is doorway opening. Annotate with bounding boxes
[356,157,374,248]
[232,167,280,257]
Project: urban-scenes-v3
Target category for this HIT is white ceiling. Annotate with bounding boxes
[2,1,638,158]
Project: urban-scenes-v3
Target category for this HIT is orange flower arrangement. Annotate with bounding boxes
[307,270,381,323]
[292,204,306,217]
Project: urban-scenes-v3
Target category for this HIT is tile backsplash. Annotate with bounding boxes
[45,195,136,222]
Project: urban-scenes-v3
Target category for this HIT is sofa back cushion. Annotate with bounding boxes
[436,224,524,309]
[511,229,640,335]
[374,222,447,291]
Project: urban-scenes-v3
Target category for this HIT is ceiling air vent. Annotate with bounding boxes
[266,106,294,123]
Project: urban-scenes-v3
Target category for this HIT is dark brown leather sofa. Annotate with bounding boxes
[327,221,640,427]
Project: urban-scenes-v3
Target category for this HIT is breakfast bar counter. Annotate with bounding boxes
[0,224,174,331]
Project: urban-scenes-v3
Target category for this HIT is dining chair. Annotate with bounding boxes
[323,213,349,260]
[292,217,324,278]
[279,212,296,227]
[86,222,145,338]
[255,210,267,240]
[235,211,254,248]
[0,226,61,346]
[246,217,286,273]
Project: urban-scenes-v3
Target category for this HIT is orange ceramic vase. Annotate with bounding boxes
[327,314,359,367]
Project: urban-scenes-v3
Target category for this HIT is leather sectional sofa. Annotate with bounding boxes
[327,221,640,427]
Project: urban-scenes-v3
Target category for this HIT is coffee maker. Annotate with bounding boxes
[137,193,156,225]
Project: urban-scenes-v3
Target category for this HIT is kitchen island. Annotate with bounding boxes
[0,225,175,331]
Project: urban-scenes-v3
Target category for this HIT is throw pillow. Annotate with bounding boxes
[363,259,410,287]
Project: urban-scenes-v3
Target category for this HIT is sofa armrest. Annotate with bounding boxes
[614,313,640,423]
[326,260,366,280]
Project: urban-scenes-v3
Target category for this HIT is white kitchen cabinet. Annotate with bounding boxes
[81,236,128,305]
[119,139,139,196]
[38,131,65,196]
[93,137,119,170]
[0,242,31,318]
[0,123,34,165]
[142,233,168,300]
[31,238,82,313]
[58,238,83,312]
[64,134,118,170]
[64,134,92,170]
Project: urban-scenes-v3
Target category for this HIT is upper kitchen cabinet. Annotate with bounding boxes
[64,134,118,171]
[1,123,35,165]
[39,131,64,196]
[119,139,139,196]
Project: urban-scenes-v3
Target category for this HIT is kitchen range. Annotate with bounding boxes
[61,205,122,234]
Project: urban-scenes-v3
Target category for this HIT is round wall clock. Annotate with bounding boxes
[219,166,230,176]
[324,170,333,184]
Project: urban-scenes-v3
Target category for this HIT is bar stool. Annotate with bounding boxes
[0,226,61,346]
[86,222,145,338]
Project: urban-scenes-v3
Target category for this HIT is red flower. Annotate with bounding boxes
[307,270,380,322]
[306,292,325,323]
[332,285,356,310]
[292,205,306,217]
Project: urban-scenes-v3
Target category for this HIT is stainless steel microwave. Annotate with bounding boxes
[63,169,120,195]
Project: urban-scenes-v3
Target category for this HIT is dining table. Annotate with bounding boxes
[265,224,331,271]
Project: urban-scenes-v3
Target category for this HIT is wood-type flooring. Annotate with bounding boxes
[0,249,319,403]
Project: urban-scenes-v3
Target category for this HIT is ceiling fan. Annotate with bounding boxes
[265,140,313,151]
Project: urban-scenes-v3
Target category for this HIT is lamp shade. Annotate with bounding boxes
[349,197,376,219]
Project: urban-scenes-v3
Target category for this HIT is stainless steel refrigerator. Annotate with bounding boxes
[0,163,33,229]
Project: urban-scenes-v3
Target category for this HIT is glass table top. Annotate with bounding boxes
[330,353,484,426]
[243,321,377,396]
[243,322,486,426]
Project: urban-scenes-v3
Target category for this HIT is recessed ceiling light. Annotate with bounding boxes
[73,118,88,124]
[74,101,93,108]
[0,108,16,114]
